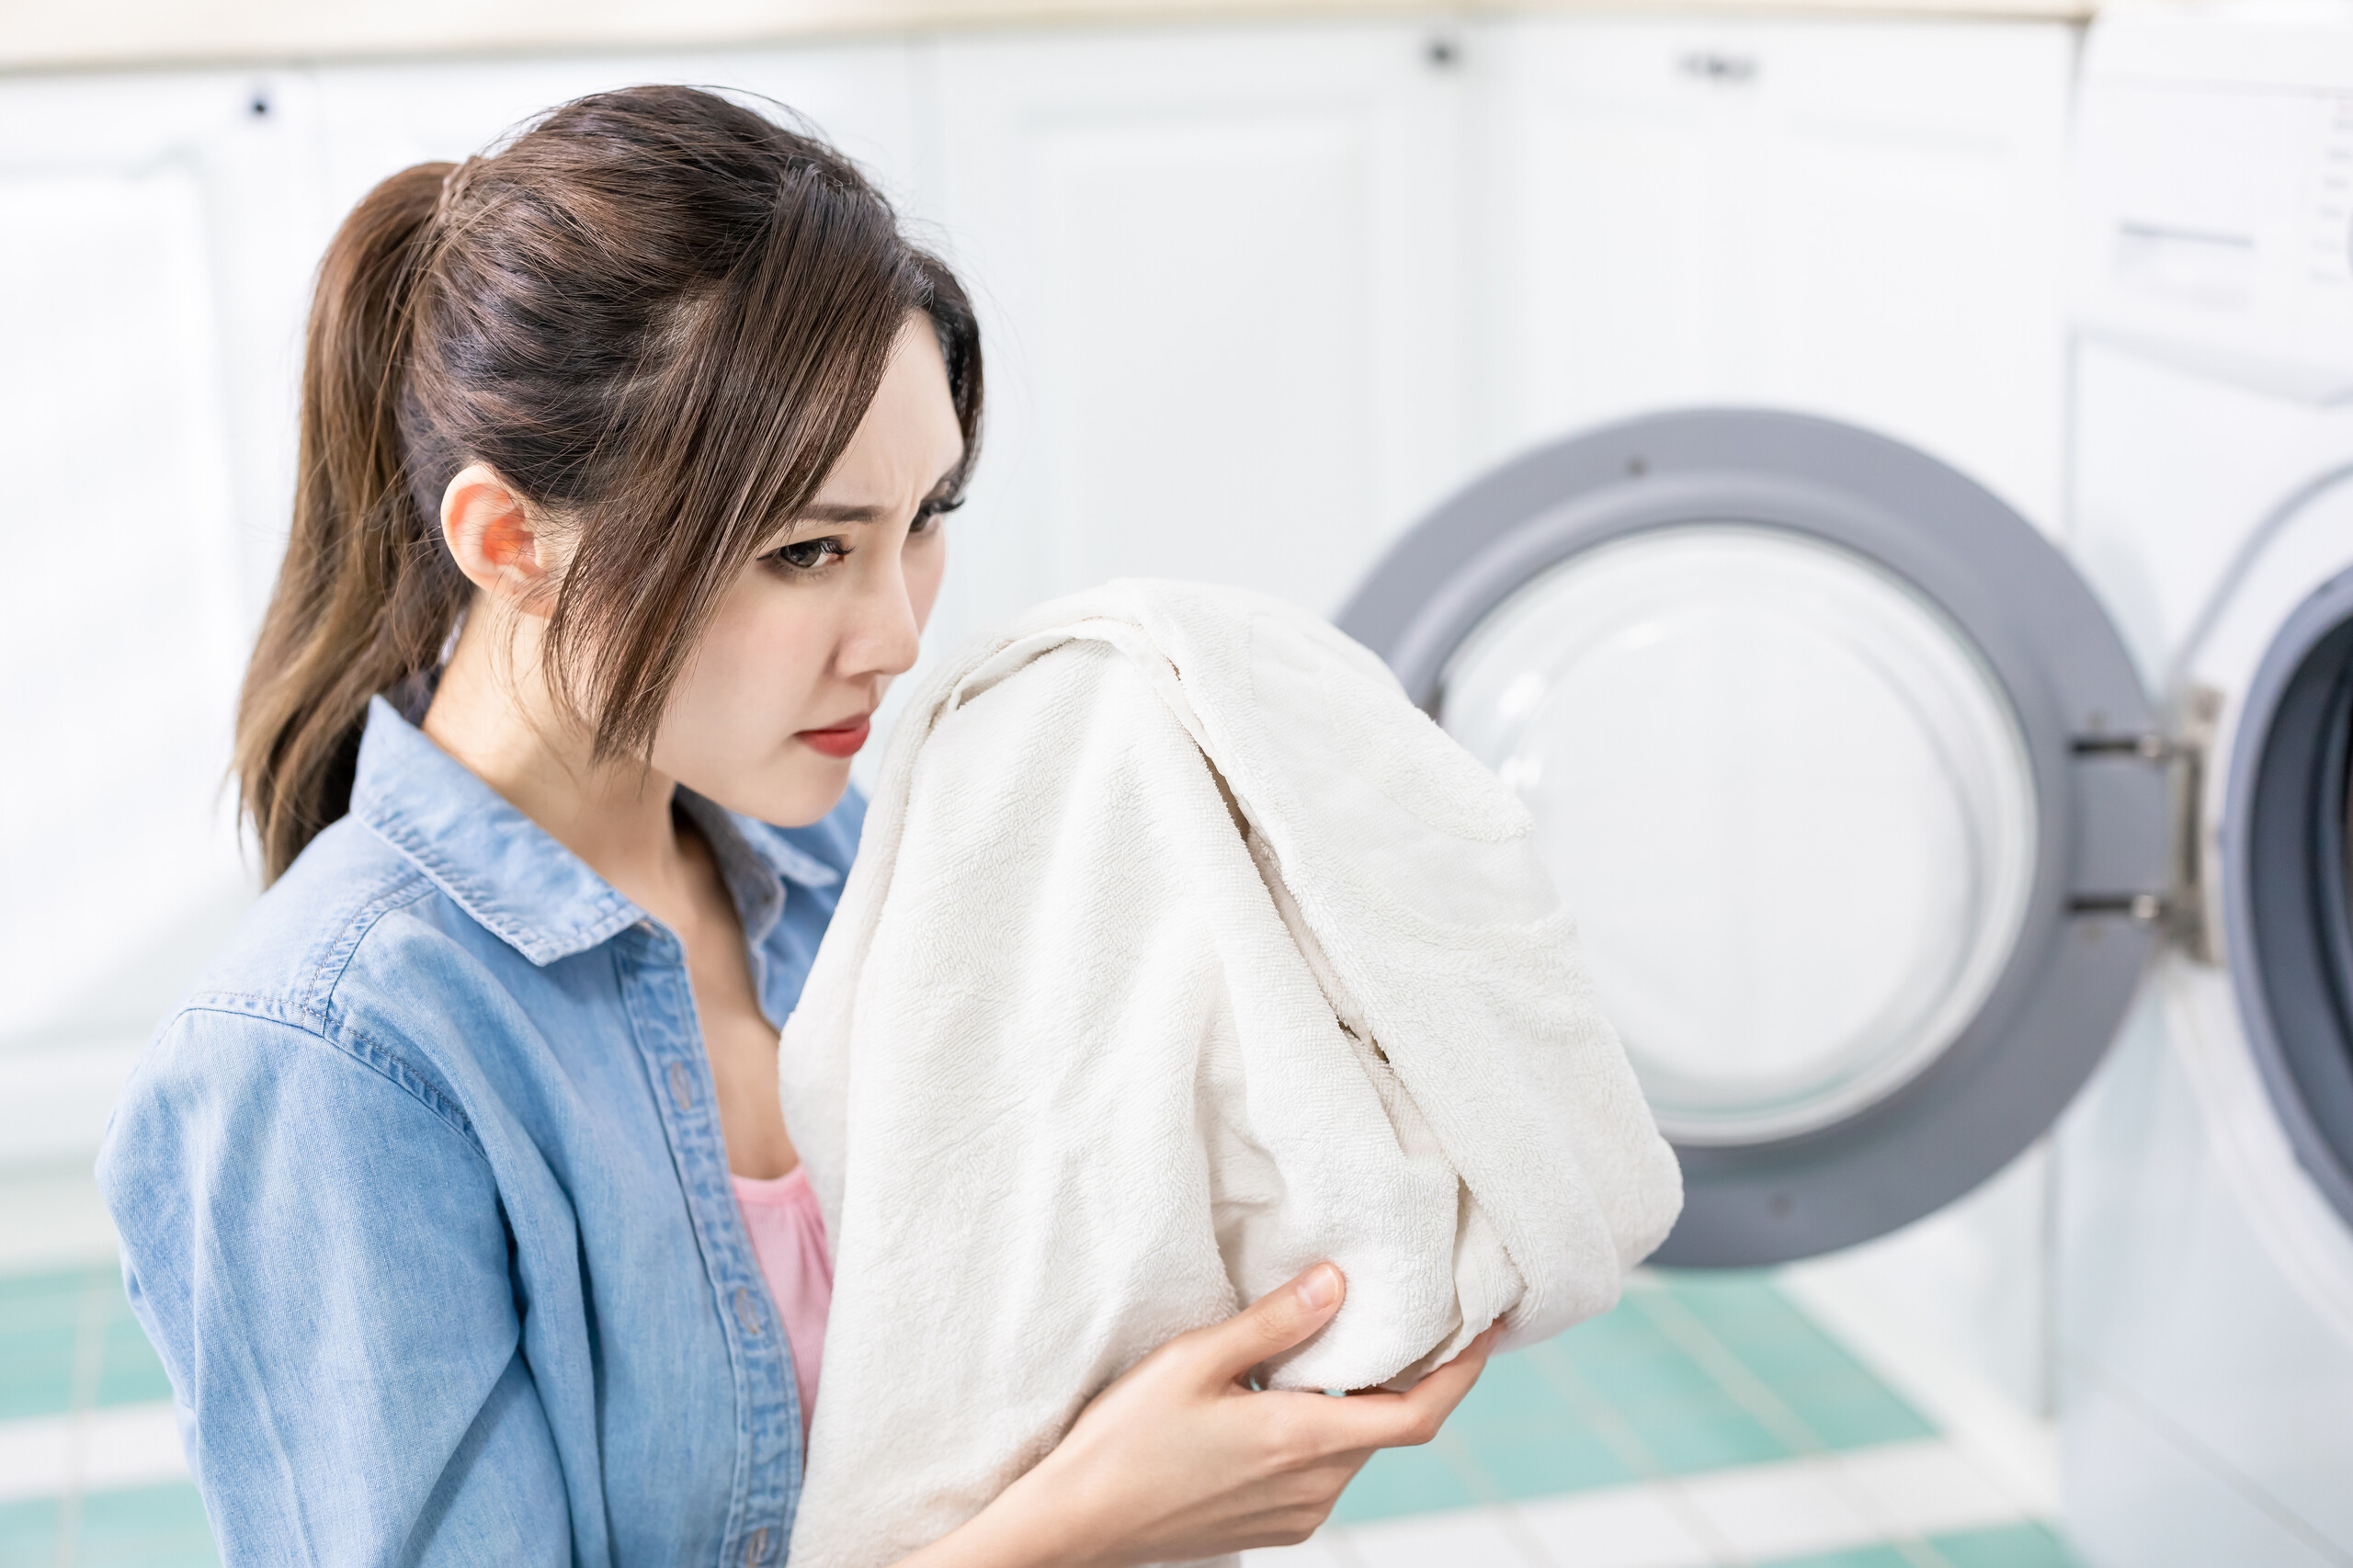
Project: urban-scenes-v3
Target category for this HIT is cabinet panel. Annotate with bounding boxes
[923,21,1464,639]
[1470,18,2075,532]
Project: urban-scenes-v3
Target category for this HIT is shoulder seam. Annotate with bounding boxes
[173,994,486,1159]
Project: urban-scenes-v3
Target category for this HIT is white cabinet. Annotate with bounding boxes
[310,45,924,242]
[918,21,1466,640]
[1468,17,2075,532]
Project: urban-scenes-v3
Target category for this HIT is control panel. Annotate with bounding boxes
[2075,8,2353,401]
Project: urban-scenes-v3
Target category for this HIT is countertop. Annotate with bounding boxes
[1,0,2094,76]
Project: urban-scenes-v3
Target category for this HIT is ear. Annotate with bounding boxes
[440,462,556,616]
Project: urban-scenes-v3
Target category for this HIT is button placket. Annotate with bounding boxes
[624,918,797,1559]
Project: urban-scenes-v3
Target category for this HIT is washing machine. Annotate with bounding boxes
[1339,6,2353,1560]
[2056,7,2353,1564]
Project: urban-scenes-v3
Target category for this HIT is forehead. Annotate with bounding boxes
[816,317,964,500]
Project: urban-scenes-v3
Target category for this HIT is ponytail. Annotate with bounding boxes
[234,164,472,882]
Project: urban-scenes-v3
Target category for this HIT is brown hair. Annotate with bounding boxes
[235,85,983,881]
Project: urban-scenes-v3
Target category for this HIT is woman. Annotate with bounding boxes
[97,85,1490,1565]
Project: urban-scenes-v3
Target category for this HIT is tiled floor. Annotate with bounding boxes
[1248,1273,2074,1568]
[0,1264,213,1568]
[0,1263,2075,1567]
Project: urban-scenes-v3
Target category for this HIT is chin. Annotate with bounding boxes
[694,756,854,831]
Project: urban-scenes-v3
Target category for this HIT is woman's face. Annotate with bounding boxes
[650,314,965,826]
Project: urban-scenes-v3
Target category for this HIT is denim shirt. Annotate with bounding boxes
[96,697,863,1568]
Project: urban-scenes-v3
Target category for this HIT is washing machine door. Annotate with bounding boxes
[1341,410,2167,1266]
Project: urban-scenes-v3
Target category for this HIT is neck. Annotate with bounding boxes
[421,605,687,904]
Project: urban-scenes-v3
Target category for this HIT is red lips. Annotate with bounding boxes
[798,715,870,758]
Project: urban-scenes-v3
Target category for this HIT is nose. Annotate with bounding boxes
[837,550,923,683]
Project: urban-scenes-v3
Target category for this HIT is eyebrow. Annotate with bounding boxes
[797,502,891,524]
[792,469,967,528]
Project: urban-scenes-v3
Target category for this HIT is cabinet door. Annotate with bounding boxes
[922,20,1465,642]
[1469,18,2075,532]
[0,71,321,1137]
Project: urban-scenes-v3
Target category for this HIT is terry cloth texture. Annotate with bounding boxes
[779,580,1683,1566]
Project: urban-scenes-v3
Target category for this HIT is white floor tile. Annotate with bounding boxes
[0,1402,186,1504]
[1346,1506,1542,1568]
[1680,1457,1876,1562]
[1833,1438,2023,1538]
[80,1401,189,1490]
[0,1413,73,1503]
[1514,1483,1715,1568]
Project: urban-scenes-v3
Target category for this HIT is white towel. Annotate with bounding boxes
[779,581,1681,1566]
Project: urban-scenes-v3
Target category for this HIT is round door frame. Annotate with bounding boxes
[2224,565,2353,1233]
[1342,409,2168,1266]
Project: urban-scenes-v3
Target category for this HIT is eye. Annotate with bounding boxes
[766,535,850,574]
[910,494,965,535]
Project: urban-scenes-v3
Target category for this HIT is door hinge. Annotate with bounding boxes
[2066,687,2218,958]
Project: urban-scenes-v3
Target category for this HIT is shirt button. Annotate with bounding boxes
[667,1062,693,1113]
[733,1287,762,1335]
[742,1526,771,1565]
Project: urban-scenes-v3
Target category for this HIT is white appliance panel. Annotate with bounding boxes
[2065,13,2353,1559]
[2059,990,2353,1565]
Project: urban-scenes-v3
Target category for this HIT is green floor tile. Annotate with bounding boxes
[1331,1439,1482,1525]
[1559,1309,1680,1358]
[1449,1351,1568,1422]
[0,1270,88,1332]
[1631,1408,1792,1472]
[1654,1267,1783,1313]
[1610,1381,1775,1428]
[94,1313,173,1409]
[1928,1521,2080,1568]
[74,1482,220,1568]
[1757,1546,1913,1568]
[1472,1430,1635,1498]
[1442,1406,1596,1455]
[1722,1330,1878,1385]
[0,1495,62,1565]
[0,1324,79,1421]
[1790,1389,1938,1449]
[1574,1346,1725,1407]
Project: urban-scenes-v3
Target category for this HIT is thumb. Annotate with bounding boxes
[1195,1264,1347,1387]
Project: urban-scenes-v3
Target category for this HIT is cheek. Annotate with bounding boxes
[654,594,826,771]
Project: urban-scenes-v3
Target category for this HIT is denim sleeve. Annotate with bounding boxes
[97,1008,568,1568]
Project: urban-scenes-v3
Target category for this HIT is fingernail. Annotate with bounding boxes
[1297,1264,1340,1312]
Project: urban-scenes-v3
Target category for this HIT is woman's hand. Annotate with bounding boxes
[913,1265,1496,1568]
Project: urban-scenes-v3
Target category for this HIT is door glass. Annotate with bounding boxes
[1441,524,2039,1144]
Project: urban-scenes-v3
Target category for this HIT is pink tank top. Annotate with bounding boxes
[732,1165,832,1449]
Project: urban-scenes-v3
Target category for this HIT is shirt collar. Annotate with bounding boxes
[349,696,832,968]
